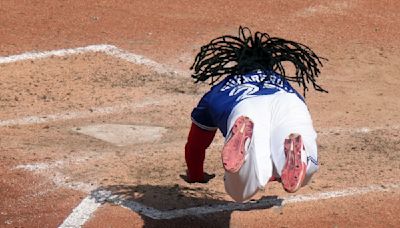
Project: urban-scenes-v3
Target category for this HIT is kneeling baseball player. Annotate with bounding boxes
[184,26,326,202]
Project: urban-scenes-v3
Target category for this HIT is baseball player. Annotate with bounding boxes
[184,27,326,202]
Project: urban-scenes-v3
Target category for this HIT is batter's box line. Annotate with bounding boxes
[0,44,187,76]
[0,98,163,127]
[59,183,400,227]
[317,125,400,135]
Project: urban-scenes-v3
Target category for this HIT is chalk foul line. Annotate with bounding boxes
[59,182,400,227]
[59,190,111,228]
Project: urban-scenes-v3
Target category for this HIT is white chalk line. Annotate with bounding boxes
[15,156,103,227]
[0,44,185,75]
[0,99,160,127]
[317,125,400,135]
[115,183,400,219]
[58,190,111,228]
[103,45,186,76]
[295,2,351,17]
[59,182,400,227]
[0,45,110,64]
[16,156,98,193]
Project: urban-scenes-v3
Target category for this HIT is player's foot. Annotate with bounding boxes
[221,116,253,173]
[281,133,307,193]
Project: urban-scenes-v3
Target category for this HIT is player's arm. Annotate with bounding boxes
[185,123,216,183]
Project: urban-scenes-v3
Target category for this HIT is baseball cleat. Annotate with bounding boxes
[281,133,307,193]
[221,116,253,173]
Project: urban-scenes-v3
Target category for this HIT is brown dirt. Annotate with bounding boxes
[1,0,399,227]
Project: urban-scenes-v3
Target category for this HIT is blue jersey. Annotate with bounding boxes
[191,70,304,136]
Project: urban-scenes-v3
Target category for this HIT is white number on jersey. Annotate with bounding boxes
[229,84,260,102]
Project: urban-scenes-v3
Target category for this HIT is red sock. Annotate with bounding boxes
[185,123,216,182]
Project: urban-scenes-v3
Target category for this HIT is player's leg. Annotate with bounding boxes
[221,116,253,174]
[270,92,318,192]
[223,96,275,202]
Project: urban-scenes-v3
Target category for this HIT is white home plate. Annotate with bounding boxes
[73,124,167,146]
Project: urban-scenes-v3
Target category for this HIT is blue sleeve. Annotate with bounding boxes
[191,92,218,131]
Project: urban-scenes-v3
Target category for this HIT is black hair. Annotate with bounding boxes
[190,26,327,96]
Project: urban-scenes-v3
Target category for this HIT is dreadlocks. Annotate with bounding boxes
[190,26,327,95]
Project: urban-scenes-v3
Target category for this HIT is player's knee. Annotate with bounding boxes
[226,189,257,203]
[224,179,260,202]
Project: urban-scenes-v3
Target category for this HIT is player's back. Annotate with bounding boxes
[193,70,303,136]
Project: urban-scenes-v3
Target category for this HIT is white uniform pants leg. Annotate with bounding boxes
[224,95,275,202]
[223,92,318,202]
[270,92,319,185]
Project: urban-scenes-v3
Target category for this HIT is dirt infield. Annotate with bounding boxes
[1,0,399,227]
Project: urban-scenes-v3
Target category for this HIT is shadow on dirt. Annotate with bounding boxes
[91,184,282,228]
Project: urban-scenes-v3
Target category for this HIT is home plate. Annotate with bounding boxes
[73,124,167,146]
